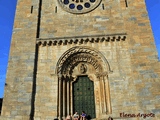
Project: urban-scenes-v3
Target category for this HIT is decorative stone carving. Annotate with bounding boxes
[63,53,101,75]
[88,74,97,82]
[56,46,112,75]
[79,63,87,74]
[36,33,127,46]
[96,71,108,78]
[56,46,112,119]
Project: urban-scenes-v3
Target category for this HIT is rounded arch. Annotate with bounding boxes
[56,46,112,75]
[56,46,112,119]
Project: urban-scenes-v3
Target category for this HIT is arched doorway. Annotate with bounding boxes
[56,46,112,119]
[73,76,96,119]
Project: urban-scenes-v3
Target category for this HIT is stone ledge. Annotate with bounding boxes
[36,33,127,46]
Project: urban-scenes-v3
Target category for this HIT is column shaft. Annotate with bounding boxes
[98,78,102,114]
[67,81,70,115]
[59,79,62,119]
[63,80,66,117]
[102,77,107,113]
[70,82,73,115]
[105,76,111,113]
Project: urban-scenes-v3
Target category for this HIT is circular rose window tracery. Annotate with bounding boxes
[58,0,102,14]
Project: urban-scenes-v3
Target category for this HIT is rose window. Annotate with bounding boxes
[58,0,102,14]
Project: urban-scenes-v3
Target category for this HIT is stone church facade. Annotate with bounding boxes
[1,0,160,120]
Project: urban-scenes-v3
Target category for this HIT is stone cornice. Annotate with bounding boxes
[36,33,127,46]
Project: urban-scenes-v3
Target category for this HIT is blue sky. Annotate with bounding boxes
[0,0,17,98]
[0,0,160,98]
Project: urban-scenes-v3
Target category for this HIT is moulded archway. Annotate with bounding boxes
[56,46,112,119]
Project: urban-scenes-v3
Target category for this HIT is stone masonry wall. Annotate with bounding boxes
[1,0,39,119]
[35,39,133,119]
[39,0,126,38]
[1,0,160,119]
[121,0,160,119]
[35,0,160,119]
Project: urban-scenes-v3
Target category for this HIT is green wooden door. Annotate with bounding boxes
[73,76,96,119]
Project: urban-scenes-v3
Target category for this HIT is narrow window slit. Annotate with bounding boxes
[31,6,33,13]
[102,4,104,10]
[125,0,128,7]
[55,6,57,13]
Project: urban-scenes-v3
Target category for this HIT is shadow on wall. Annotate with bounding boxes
[0,98,3,115]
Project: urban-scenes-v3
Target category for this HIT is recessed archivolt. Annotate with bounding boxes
[56,46,112,118]
[62,53,102,75]
[56,46,112,76]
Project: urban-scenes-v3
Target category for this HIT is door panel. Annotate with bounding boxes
[73,76,96,119]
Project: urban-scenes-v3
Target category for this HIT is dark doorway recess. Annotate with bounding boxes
[73,76,96,119]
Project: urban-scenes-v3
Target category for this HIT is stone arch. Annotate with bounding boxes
[56,46,112,119]
[56,46,112,76]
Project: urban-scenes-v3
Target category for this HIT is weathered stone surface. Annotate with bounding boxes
[1,0,160,120]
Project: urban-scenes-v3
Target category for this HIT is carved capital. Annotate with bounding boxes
[88,74,97,81]
[72,75,78,82]
[96,71,108,78]
[58,74,63,81]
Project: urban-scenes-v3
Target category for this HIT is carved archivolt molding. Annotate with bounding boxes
[36,33,127,46]
[56,46,112,76]
[57,46,112,118]
[62,53,102,74]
